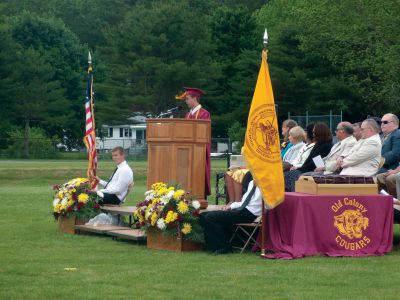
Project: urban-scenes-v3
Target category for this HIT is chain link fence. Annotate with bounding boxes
[288,111,343,136]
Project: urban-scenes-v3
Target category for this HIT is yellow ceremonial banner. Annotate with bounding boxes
[243,50,284,209]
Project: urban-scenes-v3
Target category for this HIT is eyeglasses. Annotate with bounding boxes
[335,128,343,132]
[381,120,393,125]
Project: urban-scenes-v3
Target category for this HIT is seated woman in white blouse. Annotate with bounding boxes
[282,126,305,165]
[283,124,315,171]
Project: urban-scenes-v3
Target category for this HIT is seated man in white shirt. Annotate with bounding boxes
[199,176,263,255]
[93,146,134,205]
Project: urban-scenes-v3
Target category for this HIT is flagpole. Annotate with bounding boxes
[84,51,98,188]
[89,51,98,185]
[88,51,95,133]
[260,28,268,258]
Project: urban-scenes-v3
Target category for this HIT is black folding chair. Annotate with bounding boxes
[229,216,262,253]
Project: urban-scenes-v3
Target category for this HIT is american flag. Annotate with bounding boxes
[83,52,98,186]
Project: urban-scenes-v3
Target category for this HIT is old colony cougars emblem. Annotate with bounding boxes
[246,104,280,163]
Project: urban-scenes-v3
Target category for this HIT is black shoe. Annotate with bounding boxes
[212,247,233,255]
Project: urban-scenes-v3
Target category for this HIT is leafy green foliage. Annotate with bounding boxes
[6,126,58,158]
[0,11,87,150]
[227,121,246,153]
[294,0,400,116]
[10,12,87,147]
[207,6,259,136]
[256,0,400,120]
[97,0,220,125]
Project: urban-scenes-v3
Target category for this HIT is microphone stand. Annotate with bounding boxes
[156,106,182,118]
[156,111,173,118]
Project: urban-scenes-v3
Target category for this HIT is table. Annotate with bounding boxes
[259,192,393,259]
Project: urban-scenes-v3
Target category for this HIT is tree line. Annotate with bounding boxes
[0,0,399,156]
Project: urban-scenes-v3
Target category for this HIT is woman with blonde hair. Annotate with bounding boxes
[282,126,305,165]
[281,119,298,158]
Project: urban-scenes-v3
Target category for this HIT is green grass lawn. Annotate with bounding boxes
[1,159,400,299]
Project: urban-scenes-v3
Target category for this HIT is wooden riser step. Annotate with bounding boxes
[75,224,146,241]
[75,224,131,235]
[107,229,147,241]
[101,205,136,215]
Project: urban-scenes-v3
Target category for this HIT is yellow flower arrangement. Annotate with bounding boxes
[52,178,101,221]
[133,182,203,242]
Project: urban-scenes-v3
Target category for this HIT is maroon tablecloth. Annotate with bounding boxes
[258,192,393,259]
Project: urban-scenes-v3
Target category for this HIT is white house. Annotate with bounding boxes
[96,115,232,154]
[96,116,147,152]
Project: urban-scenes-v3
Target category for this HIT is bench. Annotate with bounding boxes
[101,205,136,226]
[75,205,137,236]
[75,224,131,235]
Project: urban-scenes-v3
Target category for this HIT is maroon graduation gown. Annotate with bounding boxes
[185,107,211,197]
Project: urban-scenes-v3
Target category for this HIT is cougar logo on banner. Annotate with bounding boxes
[246,104,280,163]
[334,210,369,239]
[331,198,371,250]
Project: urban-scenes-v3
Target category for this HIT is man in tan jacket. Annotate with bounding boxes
[313,122,357,175]
[338,119,382,176]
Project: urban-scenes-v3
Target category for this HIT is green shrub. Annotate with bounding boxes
[6,127,59,158]
[227,121,246,153]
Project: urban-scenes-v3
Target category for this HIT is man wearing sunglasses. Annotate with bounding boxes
[379,113,400,173]
[376,113,400,197]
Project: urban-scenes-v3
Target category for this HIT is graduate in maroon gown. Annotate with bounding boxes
[176,87,211,197]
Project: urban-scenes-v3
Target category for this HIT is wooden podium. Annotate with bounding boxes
[146,118,211,208]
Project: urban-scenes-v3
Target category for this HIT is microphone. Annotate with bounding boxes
[167,105,182,113]
[157,105,183,118]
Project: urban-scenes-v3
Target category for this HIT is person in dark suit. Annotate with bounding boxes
[379,113,400,173]
[199,176,261,255]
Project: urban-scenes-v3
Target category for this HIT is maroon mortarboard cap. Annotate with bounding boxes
[184,87,205,99]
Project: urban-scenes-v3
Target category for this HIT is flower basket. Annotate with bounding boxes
[52,178,101,232]
[133,182,204,248]
[58,216,87,234]
[147,227,203,252]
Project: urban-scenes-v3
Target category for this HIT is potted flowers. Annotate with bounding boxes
[133,182,203,251]
[52,177,101,234]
